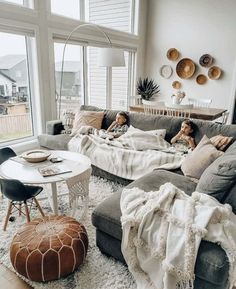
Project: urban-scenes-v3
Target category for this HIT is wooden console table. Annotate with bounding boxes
[129,104,227,121]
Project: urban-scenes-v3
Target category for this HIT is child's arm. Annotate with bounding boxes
[171,131,182,144]
[107,121,117,132]
[187,137,196,149]
[181,135,196,149]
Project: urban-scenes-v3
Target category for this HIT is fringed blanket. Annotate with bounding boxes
[120,183,236,289]
[68,128,184,180]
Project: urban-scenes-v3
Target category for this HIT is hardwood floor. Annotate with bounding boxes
[0,263,32,289]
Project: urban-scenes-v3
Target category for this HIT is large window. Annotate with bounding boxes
[54,42,84,117]
[0,32,34,143]
[51,0,81,20]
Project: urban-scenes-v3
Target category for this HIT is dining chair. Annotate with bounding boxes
[215,111,229,125]
[166,108,191,118]
[0,147,16,165]
[142,99,165,115]
[0,147,17,199]
[188,97,212,108]
[0,179,45,230]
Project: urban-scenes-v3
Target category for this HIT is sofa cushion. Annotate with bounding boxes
[196,150,236,202]
[195,241,229,286]
[181,135,223,179]
[38,134,71,150]
[71,110,104,136]
[92,169,197,240]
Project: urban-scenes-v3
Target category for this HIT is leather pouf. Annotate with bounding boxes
[10,215,88,282]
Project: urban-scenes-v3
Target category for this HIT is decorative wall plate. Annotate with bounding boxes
[160,65,173,79]
[21,150,51,163]
[208,66,222,80]
[199,54,214,67]
[176,58,196,79]
[196,74,207,85]
[167,48,179,61]
[172,81,181,89]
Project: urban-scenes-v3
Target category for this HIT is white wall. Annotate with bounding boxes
[145,0,236,117]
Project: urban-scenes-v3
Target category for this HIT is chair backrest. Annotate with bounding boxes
[166,108,190,118]
[142,100,165,116]
[188,97,212,108]
[0,147,16,164]
[0,179,29,201]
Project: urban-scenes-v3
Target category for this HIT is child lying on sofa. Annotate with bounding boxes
[106,111,129,138]
[171,119,196,151]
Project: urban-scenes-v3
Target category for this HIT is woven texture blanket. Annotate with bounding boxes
[68,128,184,180]
[120,183,236,289]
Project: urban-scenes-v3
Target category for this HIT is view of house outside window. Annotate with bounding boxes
[51,0,81,20]
[86,0,132,110]
[0,32,33,143]
[1,0,33,8]
[87,47,107,109]
[54,42,83,118]
[111,52,129,110]
[85,0,132,33]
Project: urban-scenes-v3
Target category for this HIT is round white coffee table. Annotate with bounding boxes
[0,150,91,216]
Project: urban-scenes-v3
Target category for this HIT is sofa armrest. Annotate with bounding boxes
[46,120,64,135]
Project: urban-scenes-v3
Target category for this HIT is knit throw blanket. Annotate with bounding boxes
[68,128,184,180]
[120,183,236,289]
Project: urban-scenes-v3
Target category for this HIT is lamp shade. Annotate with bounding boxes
[97,47,125,67]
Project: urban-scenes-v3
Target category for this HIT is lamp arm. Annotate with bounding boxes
[58,23,112,119]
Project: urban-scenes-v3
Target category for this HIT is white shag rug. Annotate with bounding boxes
[0,176,135,289]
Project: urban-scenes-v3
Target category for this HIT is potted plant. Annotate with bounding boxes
[136,77,160,101]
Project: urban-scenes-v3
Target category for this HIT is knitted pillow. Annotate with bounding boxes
[181,135,224,179]
[210,134,233,151]
[71,110,104,136]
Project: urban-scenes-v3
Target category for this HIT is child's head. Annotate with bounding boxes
[116,111,129,126]
[180,119,194,136]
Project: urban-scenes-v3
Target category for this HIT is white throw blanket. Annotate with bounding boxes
[120,183,236,289]
[68,128,184,180]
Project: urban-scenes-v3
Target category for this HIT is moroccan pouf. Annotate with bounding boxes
[10,215,88,282]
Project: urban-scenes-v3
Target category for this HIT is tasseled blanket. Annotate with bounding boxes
[120,183,236,289]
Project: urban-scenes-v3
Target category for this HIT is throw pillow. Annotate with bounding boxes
[196,153,236,202]
[181,135,224,179]
[210,134,233,151]
[70,110,104,136]
[128,125,166,138]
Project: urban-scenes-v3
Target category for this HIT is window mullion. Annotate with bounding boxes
[83,45,88,105]
[106,67,112,109]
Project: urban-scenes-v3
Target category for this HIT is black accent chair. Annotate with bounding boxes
[0,179,45,231]
[0,147,16,164]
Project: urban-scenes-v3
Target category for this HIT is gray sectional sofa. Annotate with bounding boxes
[38,105,236,289]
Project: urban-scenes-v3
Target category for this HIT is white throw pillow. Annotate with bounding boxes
[181,135,224,179]
[128,125,166,138]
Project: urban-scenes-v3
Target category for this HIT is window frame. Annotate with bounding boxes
[0,28,41,146]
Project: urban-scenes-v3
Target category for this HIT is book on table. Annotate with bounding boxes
[38,164,72,177]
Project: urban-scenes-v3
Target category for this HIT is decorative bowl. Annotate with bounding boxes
[21,150,51,163]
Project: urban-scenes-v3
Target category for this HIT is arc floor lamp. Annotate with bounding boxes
[58,23,125,119]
